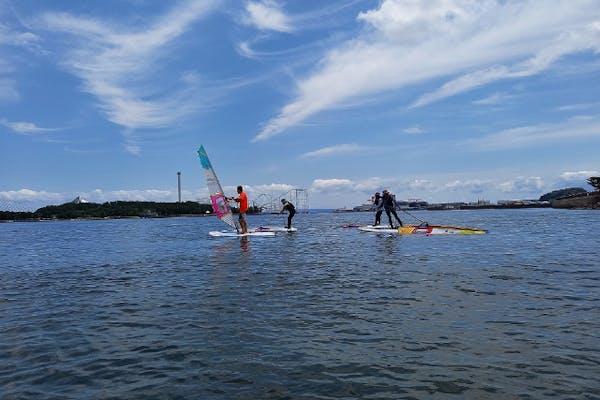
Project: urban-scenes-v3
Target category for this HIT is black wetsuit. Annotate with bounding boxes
[382,192,402,228]
[373,194,383,225]
[282,201,296,229]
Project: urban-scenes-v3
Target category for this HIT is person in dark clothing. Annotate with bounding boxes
[372,192,383,226]
[382,189,402,228]
[280,199,296,229]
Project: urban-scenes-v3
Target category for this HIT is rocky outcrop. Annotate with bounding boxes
[551,191,600,209]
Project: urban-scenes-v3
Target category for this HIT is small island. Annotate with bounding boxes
[0,200,261,222]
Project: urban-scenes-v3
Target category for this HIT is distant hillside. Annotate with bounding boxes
[0,201,216,221]
[539,187,587,202]
[552,191,600,209]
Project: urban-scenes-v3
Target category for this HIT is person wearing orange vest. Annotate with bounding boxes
[230,185,249,234]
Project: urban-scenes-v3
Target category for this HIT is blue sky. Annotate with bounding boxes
[1,0,599,210]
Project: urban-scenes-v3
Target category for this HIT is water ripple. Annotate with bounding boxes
[1,211,599,399]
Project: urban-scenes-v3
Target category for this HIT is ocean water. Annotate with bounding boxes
[1,209,598,399]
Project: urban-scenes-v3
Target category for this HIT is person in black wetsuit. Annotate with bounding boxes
[382,189,403,228]
[372,192,383,226]
[279,199,296,229]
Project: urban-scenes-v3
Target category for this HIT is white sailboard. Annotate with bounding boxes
[209,230,275,237]
[251,226,297,232]
[358,225,398,233]
[197,145,274,238]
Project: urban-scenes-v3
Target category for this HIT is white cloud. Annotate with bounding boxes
[556,102,600,111]
[0,118,57,134]
[237,41,257,58]
[310,178,356,193]
[310,176,395,195]
[39,1,217,138]
[404,178,435,191]
[468,116,600,150]
[254,0,600,141]
[0,189,64,201]
[245,183,295,193]
[300,143,366,158]
[402,126,424,134]
[0,23,40,47]
[244,0,293,33]
[0,23,37,103]
[557,170,599,188]
[445,179,489,194]
[497,176,544,194]
[559,170,599,181]
[472,91,513,106]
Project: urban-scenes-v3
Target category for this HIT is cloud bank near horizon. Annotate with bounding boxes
[6,169,597,210]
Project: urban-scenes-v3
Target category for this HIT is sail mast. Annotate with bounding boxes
[197,145,239,232]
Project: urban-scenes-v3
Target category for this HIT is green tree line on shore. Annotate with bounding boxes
[0,201,260,221]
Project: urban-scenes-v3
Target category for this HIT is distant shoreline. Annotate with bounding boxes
[0,202,586,224]
[3,194,599,223]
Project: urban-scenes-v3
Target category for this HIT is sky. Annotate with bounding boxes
[1,0,600,211]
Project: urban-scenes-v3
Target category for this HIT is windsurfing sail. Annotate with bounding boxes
[197,145,239,232]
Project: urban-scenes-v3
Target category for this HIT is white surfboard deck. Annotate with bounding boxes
[358,225,398,233]
[251,226,298,232]
[209,230,275,237]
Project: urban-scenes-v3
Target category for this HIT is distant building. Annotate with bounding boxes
[71,196,89,204]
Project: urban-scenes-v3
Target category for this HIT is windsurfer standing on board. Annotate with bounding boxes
[372,192,383,226]
[382,189,403,228]
[229,185,249,234]
[279,199,296,230]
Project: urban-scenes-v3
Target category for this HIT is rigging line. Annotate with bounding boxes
[399,207,427,224]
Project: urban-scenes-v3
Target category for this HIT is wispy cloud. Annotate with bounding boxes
[0,118,58,134]
[402,126,424,134]
[472,92,513,106]
[0,21,40,102]
[38,1,217,150]
[467,115,600,150]
[244,0,293,33]
[254,0,600,141]
[0,22,40,47]
[556,102,600,112]
[300,143,366,158]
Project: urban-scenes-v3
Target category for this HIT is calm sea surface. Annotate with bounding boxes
[1,209,599,399]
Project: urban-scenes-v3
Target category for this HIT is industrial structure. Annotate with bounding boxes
[253,188,310,213]
[177,172,182,202]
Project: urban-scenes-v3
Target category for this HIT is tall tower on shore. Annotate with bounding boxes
[177,172,182,202]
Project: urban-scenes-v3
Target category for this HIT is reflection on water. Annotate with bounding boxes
[0,210,599,399]
[239,235,249,253]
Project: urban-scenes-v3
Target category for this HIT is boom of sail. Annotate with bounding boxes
[197,145,238,232]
